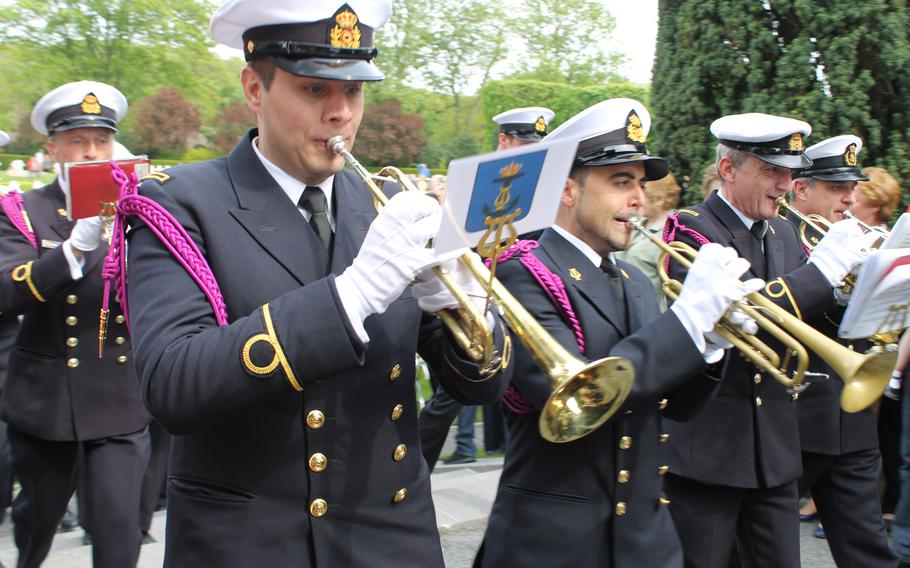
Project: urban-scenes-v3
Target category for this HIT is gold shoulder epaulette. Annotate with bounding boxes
[677,208,699,216]
[141,172,171,184]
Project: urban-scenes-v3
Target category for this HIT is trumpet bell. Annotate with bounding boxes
[840,346,898,413]
[539,357,634,443]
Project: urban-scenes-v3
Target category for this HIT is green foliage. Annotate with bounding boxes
[515,0,626,85]
[480,79,650,150]
[652,0,910,206]
[181,146,223,162]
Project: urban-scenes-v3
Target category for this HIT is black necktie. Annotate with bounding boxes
[600,259,627,304]
[298,186,333,251]
[750,220,768,241]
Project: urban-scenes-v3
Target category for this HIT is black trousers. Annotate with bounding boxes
[665,473,800,568]
[139,420,171,533]
[880,397,903,515]
[800,449,897,567]
[418,384,462,471]
[9,426,150,568]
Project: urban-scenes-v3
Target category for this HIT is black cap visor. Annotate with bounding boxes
[579,150,669,181]
[272,56,384,81]
[49,115,118,135]
[752,151,812,169]
[799,166,869,182]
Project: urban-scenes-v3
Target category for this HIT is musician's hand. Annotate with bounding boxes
[69,216,104,254]
[412,251,486,314]
[672,243,764,335]
[336,192,441,330]
[809,218,877,286]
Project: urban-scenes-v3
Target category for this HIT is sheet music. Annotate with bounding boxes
[839,247,910,338]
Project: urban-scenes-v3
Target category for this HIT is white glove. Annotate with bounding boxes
[671,243,764,340]
[809,219,877,286]
[335,192,442,332]
[412,251,487,314]
[703,310,758,363]
[69,216,104,252]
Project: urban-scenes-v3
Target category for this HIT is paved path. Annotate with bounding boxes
[0,423,848,566]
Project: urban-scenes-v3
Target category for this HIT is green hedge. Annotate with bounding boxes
[0,153,32,165]
[481,80,651,146]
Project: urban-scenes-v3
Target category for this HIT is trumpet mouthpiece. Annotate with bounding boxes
[628,217,646,231]
[327,136,347,154]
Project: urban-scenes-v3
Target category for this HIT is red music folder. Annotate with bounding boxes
[64,157,150,220]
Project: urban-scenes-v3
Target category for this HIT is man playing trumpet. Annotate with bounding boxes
[475,98,763,568]
[786,135,896,566]
[663,114,875,567]
[121,1,510,566]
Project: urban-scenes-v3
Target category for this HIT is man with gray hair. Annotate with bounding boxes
[662,113,875,567]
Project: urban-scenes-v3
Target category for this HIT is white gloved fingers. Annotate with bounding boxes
[705,330,733,350]
[742,278,764,295]
[727,309,759,335]
[723,256,752,280]
[859,230,882,250]
[383,192,442,226]
[70,216,105,252]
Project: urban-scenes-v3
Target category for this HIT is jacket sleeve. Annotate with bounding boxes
[127,178,509,434]
[496,258,715,418]
[0,202,74,315]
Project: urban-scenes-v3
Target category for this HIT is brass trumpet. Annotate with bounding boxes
[329,137,634,442]
[629,217,896,412]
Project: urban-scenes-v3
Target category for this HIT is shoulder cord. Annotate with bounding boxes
[488,240,585,415]
[103,163,228,333]
[1,191,38,250]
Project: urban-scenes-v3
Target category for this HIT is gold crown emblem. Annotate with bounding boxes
[844,143,858,166]
[330,7,361,48]
[534,116,547,134]
[499,162,523,178]
[788,133,803,151]
[626,111,646,143]
[81,93,101,115]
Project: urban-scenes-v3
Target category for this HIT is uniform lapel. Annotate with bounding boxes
[330,170,375,274]
[539,229,628,336]
[44,181,76,242]
[765,221,785,278]
[226,134,328,285]
[705,192,766,279]
[620,263,643,332]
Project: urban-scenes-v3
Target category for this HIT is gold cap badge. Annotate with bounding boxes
[81,93,101,115]
[844,143,858,166]
[535,116,547,135]
[330,6,361,48]
[788,133,803,151]
[626,111,646,143]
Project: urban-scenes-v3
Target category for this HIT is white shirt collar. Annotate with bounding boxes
[551,224,616,268]
[251,136,335,226]
[717,187,759,230]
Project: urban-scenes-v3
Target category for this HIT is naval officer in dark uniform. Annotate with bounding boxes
[475,98,764,568]
[0,81,150,568]
[122,1,510,566]
[662,114,874,567]
[787,134,896,566]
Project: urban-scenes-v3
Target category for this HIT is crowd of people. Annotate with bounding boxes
[0,0,906,567]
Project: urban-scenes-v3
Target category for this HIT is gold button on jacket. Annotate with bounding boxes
[306,410,325,429]
[66,294,78,304]
[67,358,79,368]
[615,502,627,516]
[389,363,402,381]
[309,499,328,517]
[619,436,632,450]
[308,453,327,472]
[390,404,404,421]
[393,488,407,503]
[65,316,77,326]
[617,470,630,484]
[393,444,407,462]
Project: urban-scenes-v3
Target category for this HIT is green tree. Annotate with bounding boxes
[512,0,626,85]
[120,87,201,158]
[652,0,910,205]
